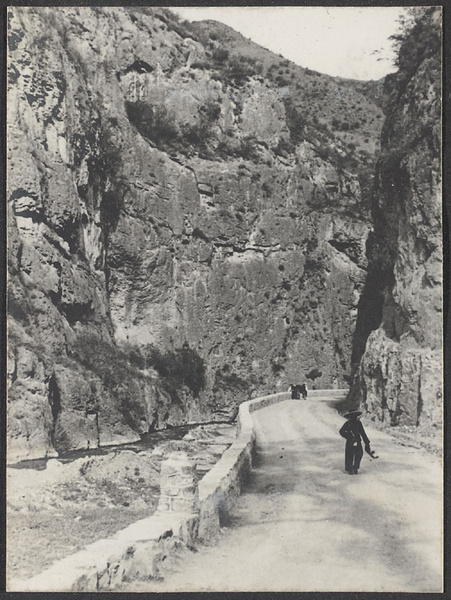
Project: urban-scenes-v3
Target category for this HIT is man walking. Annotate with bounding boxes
[339,410,371,474]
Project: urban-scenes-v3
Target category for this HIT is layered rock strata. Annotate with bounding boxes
[8,7,375,460]
[349,8,442,428]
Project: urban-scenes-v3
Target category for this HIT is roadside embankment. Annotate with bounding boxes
[10,390,347,591]
[7,422,236,587]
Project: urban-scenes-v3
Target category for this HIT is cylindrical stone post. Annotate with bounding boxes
[157,451,199,515]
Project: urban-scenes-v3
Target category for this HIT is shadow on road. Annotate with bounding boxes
[236,431,441,591]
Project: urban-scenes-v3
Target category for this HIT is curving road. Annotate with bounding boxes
[131,399,443,593]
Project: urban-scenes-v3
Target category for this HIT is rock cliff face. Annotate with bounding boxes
[348,9,442,429]
[7,7,378,461]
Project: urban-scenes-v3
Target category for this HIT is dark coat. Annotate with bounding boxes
[339,419,370,446]
[291,384,307,399]
[339,418,370,473]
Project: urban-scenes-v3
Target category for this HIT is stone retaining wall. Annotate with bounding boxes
[11,390,347,592]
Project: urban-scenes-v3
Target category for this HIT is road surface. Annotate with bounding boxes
[130,399,443,593]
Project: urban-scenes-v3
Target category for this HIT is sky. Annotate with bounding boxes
[170,7,405,81]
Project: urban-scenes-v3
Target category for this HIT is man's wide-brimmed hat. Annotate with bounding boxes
[344,410,362,419]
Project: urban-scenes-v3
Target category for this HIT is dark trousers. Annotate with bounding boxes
[345,441,363,472]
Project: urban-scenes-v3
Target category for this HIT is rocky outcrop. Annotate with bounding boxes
[348,9,442,428]
[8,7,375,461]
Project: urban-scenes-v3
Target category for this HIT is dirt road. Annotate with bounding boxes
[130,399,443,593]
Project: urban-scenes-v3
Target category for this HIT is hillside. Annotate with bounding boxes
[163,12,385,209]
[7,6,390,461]
[191,18,385,163]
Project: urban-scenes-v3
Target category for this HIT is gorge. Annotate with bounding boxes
[7,7,442,463]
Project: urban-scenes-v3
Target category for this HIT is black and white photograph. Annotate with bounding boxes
[6,5,443,592]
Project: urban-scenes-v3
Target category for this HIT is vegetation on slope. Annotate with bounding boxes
[348,7,442,427]
[121,6,386,211]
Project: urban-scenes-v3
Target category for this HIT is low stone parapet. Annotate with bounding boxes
[308,388,348,399]
[11,389,346,591]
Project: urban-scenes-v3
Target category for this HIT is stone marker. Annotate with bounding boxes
[157,451,199,515]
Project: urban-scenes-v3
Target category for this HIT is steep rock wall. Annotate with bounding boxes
[8,7,372,461]
[349,9,442,428]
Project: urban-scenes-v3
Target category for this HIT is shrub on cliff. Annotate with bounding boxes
[72,119,127,236]
[125,101,179,144]
[200,99,221,122]
[223,54,263,86]
[126,97,225,157]
[274,136,295,158]
[380,8,441,167]
[283,98,306,144]
[68,332,149,430]
[70,333,142,390]
[190,61,211,70]
[212,47,229,63]
[134,343,206,398]
[388,8,441,97]
[237,135,260,161]
[180,103,220,155]
[391,8,440,71]
[213,366,249,396]
[181,121,211,148]
[71,334,206,415]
